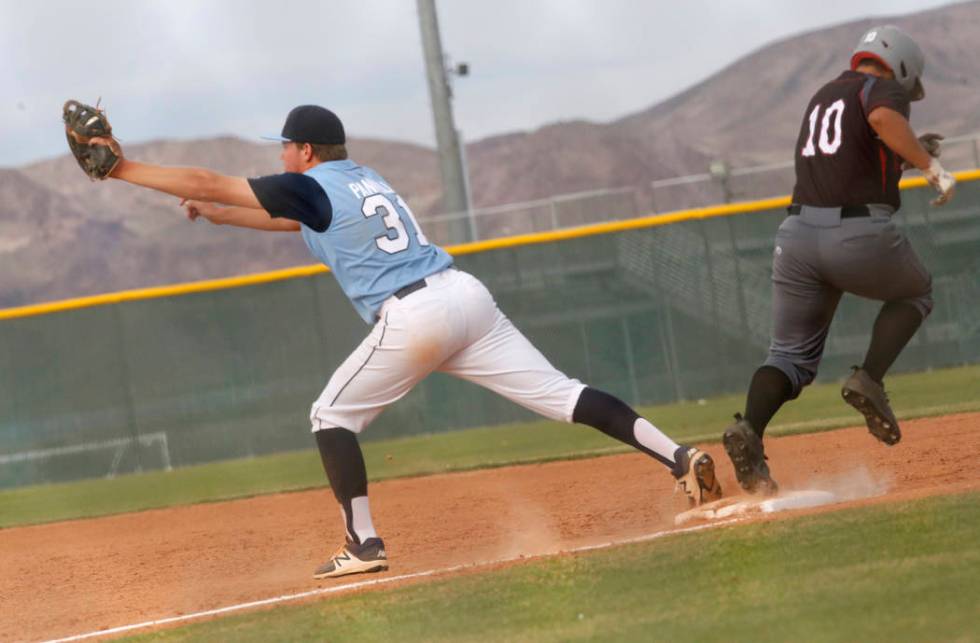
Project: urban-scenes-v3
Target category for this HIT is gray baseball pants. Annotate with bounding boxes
[764,205,933,397]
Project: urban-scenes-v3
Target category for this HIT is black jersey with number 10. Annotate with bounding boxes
[791,70,911,209]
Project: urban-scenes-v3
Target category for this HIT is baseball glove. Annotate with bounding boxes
[63,99,121,180]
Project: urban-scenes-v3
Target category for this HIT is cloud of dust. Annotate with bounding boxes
[490,495,564,562]
[790,465,892,502]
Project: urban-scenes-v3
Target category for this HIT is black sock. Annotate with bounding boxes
[572,387,674,469]
[862,302,924,384]
[315,427,368,544]
[744,366,793,437]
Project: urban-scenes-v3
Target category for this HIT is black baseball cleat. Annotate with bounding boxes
[841,367,901,445]
[722,414,778,496]
[314,537,388,579]
[672,446,723,507]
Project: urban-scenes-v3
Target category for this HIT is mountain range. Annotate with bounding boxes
[3,1,979,307]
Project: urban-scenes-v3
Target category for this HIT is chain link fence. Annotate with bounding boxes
[2,175,978,488]
[421,134,980,245]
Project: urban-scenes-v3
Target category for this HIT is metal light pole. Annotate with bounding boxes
[416,0,475,242]
[709,159,733,204]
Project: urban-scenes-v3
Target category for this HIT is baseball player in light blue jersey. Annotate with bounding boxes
[88,105,722,579]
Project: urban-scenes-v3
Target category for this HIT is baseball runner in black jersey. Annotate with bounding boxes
[721,25,957,494]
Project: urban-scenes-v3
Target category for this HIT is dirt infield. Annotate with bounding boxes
[3,412,979,642]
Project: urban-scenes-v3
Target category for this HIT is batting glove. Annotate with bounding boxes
[923,157,956,206]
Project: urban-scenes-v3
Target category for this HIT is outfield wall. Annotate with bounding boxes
[2,173,979,488]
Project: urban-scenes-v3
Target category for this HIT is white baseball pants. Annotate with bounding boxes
[311,269,586,433]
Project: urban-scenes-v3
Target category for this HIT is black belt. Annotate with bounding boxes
[787,204,870,218]
[394,278,427,299]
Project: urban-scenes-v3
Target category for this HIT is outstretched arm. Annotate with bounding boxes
[111,159,262,208]
[85,129,325,231]
[88,135,261,208]
[183,200,300,232]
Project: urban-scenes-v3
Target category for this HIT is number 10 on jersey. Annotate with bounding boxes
[801,98,845,157]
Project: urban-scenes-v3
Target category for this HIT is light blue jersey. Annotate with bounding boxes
[301,160,453,323]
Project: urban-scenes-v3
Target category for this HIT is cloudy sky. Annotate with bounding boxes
[0,0,959,167]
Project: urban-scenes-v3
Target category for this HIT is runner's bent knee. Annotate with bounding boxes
[761,355,814,399]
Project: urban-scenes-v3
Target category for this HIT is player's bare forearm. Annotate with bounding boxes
[110,159,262,209]
[214,206,299,231]
[867,107,932,171]
[184,200,299,232]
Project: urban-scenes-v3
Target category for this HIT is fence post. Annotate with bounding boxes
[725,216,753,363]
[579,321,593,383]
[110,304,144,473]
[621,317,640,405]
[468,210,481,242]
[699,218,725,373]
[308,275,331,383]
[662,304,684,401]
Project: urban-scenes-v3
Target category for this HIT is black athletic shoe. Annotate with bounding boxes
[722,413,778,495]
[672,446,723,507]
[841,367,901,445]
[314,537,388,579]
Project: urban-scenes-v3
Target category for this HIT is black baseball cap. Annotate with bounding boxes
[262,105,345,145]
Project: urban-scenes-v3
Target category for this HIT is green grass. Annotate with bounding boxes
[126,490,980,642]
[1,364,977,529]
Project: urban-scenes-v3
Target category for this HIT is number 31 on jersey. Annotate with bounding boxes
[802,99,845,157]
[361,194,430,254]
